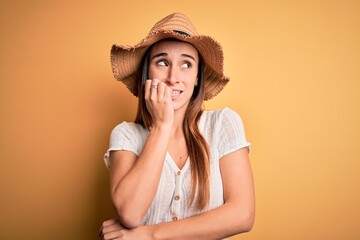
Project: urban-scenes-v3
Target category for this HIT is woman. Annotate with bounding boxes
[100,13,255,239]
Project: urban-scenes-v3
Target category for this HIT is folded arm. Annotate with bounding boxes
[149,147,255,239]
[102,147,255,240]
[109,124,172,228]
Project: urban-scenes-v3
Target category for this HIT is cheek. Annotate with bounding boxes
[148,66,155,79]
[186,71,198,85]
[148,66,165,80]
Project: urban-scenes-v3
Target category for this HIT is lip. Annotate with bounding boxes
[171,89,183,100]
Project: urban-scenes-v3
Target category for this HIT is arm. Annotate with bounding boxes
[110,80,174,228]
[149,147,255,239]
[110,125,171,228]
[101,147,255,240]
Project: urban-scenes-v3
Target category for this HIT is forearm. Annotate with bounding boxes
[149,202,255,240]
[148,149,255,240]
[112,125,171,227]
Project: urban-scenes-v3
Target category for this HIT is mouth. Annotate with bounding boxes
[171,90,183,99]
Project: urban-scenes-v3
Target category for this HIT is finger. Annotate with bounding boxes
[102,224,125,240]
[101,227,121,239]
[99,219,117,237]
[150,79,159,100]
[103,230,123,240]
[144,79,152,100]
[164,85,172,102]
[102,219,118,227]
[157,82,166,101]
[102,224,124,237]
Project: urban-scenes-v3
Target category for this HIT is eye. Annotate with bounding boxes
[156,60,168,67]
[181,62,192,69]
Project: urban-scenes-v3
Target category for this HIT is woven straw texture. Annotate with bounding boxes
[111,13,229,100]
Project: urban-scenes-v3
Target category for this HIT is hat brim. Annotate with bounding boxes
[111,30,229,100]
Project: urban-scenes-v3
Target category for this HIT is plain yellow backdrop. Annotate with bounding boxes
[1,0,359,239]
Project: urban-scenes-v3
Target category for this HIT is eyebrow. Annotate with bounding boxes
[151,53,167,60]
[151,52,196,61]
[181,54,196,61]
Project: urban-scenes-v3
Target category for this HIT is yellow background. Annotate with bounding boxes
[1,0,359,239]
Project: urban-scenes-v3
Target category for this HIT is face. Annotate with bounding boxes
[148,39,199,112]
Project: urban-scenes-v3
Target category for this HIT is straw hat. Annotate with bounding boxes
[110,13,229,100]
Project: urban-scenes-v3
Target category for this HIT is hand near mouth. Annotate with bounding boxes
[144,79,174,128]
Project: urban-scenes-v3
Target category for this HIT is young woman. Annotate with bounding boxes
[100,13,255,240]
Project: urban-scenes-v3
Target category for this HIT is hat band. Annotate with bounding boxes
[173,30,190,37]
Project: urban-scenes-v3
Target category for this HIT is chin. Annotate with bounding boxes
[172,101,190,112]
[172,104,180,111]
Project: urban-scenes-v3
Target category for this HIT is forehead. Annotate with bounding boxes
[150,39,199,60]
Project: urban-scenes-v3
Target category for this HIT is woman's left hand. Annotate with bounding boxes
[99,219,153,240]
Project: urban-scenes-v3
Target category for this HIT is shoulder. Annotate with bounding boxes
[105,122,147,167]
[209,108,251,157]
[199,107,244,139]
[112,121,144,132]
[110,121,148,140]
[201,107,242,125]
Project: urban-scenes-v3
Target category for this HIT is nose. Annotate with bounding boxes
[164,66,180,85]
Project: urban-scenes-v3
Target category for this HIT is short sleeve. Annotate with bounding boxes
[103,122,145,168]
[217,108,251,159]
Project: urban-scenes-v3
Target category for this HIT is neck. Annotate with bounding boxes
[171,105,188,138]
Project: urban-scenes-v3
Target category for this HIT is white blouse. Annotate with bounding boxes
[104,107,251,225]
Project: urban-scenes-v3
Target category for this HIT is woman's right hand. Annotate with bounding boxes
[144,79,174,128]
[99,219,153,240]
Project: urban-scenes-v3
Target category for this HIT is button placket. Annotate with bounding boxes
[171,170,182,221]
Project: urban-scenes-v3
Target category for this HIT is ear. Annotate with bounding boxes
[195,77,198,86]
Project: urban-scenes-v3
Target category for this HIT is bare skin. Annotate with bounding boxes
[100,40,255,239]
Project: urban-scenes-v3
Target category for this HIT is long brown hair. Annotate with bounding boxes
[134,41,210,210]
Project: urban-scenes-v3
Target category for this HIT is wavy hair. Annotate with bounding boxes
[134,40,210,210]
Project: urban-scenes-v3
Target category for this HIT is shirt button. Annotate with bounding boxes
[172,216,178,221]
[176,171,181,176]
[174,195,180,200]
